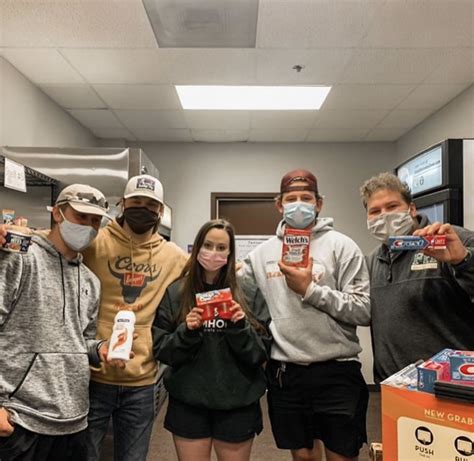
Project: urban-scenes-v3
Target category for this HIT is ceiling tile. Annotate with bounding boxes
[364,126,409,142]
[316,109,388,130]
[62,49,168,84]
[115,110,188,132]
[132,128,193,142]
[256,49,354,84]
[396,83,470,110]
[91,126,137,141]
[376,109,433,129]
[159,49,257,84]
[0,0,157,48]
[192,130,249,142]
[257,0,379,48]
[249,128,310,142]
[323,84,416,110]
[306,127,369,142]
[68,109,123,129]
[93,84,181,110]
[2,49,84,84]
[361,0,473,48]
[424,48,474,84]
[341,49,445,84]
[250,111,317,130]
[184,111,250,130]
[40,84,106,109]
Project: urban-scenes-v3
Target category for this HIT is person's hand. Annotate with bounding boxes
[98,334,138,369]
[229,301,246,323]
[186,307,204,330]
[413,222,468,264]
[0,407,14,437]
[278,257,313,297]
[0,225,10,247]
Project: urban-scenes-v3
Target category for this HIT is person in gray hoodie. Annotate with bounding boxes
[239,169,371,461]
[0,184,113,461]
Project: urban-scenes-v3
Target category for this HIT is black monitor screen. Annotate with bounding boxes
[417,202,445,224]
[397,145,443,195]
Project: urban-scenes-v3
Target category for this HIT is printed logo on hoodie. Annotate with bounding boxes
[108,256,161,304]
[265,260,326,283]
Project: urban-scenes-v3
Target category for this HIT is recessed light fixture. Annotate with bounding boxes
[175,85,332,110]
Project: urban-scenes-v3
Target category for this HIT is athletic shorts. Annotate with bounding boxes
[266,359,369,457]
[164,396,263,443]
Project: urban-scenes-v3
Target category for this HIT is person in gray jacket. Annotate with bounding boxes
[0,184,113,461]
[361,172,474,383]
[239,169,371,461]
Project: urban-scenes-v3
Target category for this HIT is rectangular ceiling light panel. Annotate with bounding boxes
[142,0,259,48]
[176,86,332,110]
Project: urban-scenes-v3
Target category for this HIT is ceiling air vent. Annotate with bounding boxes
[142,0,259,48]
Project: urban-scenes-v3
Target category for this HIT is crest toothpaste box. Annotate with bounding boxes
[417,348,453,394]
[449,350,474,383]
[389,235,446,251]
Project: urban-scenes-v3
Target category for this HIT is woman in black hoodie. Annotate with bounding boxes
[152,219,270,461]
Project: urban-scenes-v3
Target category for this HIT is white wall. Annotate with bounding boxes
[0,57,97,147]
[396,84,474,163]
[131,140,396,383]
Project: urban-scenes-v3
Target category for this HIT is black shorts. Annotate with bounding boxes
[266,359,369,458]
[0,425,87,461]
[164,396,263,443]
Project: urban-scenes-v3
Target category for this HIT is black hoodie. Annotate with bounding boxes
[152,279,270,410]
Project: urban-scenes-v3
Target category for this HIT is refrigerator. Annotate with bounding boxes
[0,146,172,238]
[395,139,474,229]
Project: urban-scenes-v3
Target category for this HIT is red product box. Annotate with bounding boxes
[195,288,233,321]
[425,234,447,249]
[282,228,311,267]
[417,359,450,394]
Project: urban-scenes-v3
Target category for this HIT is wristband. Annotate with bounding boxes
[452,248,472,268]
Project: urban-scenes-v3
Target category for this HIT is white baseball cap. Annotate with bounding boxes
[123,175,164,204]
[52,184,110,218]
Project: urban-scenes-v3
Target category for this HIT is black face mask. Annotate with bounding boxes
[123,207,159,234]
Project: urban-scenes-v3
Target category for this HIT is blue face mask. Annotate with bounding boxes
[283,202,317,229]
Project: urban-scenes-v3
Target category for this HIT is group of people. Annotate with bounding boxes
[0,167,472,461]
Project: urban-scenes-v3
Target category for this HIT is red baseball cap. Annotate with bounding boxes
[280,169,318,194]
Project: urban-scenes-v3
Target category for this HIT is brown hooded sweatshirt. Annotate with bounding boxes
[83,219,187,386]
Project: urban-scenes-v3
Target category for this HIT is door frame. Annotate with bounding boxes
[210,192,279,220]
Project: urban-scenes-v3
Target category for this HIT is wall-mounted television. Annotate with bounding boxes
[395,139,463,197]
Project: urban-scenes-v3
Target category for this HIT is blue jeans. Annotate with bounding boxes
[86,381,155,461]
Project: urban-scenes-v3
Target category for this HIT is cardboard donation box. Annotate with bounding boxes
[382,383,473,460]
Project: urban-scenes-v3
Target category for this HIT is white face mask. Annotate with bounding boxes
[367,210,415,244]
[59,210,98,252]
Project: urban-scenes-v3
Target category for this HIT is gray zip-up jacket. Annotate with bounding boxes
[239,218,370,364]
[367,214,474,383]
[0,234,102,435]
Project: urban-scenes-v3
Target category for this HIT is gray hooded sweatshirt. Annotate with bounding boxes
[240,218,371,364]
[0,234,101,435]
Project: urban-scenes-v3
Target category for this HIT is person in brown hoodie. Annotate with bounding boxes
[83,174,188,461]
